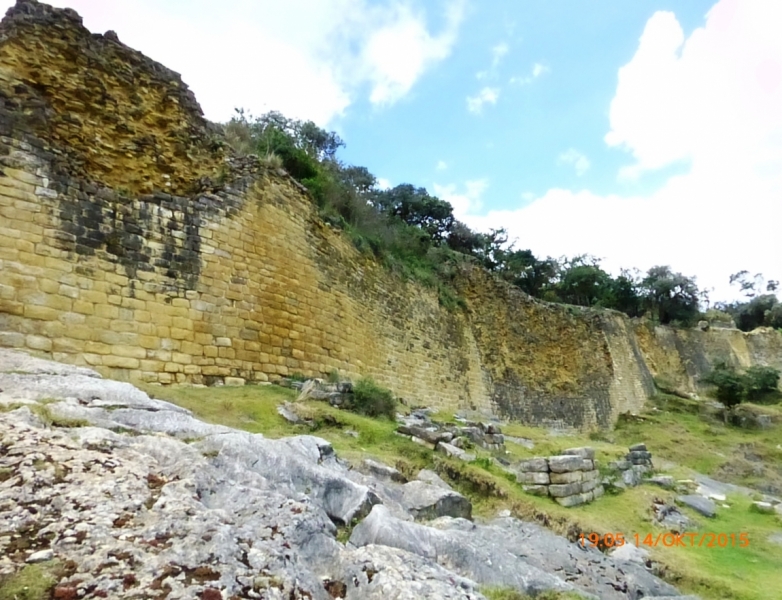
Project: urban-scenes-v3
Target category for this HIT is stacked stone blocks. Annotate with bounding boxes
[516,447,605,507]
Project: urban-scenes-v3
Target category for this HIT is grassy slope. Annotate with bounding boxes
[142,384,782,600]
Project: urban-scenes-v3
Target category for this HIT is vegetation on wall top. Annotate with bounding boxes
[223,109,776,330]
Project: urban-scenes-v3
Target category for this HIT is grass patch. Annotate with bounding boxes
[138,383,301,438]
[0,562,59,600]
[481,588,585,600]
[29,405,90,429]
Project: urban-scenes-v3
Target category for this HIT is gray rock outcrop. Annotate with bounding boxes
[0,349,696,599]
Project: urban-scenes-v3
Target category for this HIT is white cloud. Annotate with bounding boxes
[376,177,393,190]
[531,62,549,78]
[362,1,466,106]
[557,149,591,176]
[16,0,465,125]
[476,41,509,80]
[436,160,448,171]
[509,62,549,85]
[433,179,488,219]
[461,0,782,301]
[491,42,509,67]
[466,87,499,114]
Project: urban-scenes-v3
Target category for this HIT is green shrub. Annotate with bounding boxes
[744,366,781,403]
[701,363,746,408]
[702,363,781,407]
[349,377,396,419]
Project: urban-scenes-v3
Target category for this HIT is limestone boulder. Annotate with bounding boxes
[399,481,472,521]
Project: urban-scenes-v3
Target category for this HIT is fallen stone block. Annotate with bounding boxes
[677,495,716,518]
[400,480,472,521]
[416,469,452,490]
[437,441,466,459]
[752,501,775,514]
[358,459,407,483]
[647,475,675,489]
[629,443,648,452]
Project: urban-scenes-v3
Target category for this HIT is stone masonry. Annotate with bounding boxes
[516,447,605,507]
[2,0,778,428]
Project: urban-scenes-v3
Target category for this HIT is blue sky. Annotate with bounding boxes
[335,1,715,206]
[5,0,781,302]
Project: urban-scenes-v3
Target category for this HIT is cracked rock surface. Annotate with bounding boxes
[0,349,695,599]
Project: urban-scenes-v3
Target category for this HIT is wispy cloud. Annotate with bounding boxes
[491,42,509,68]
[558,148,591,176]
[433,179,488,218]
[466,87,499,114]
[31,0,467,125]
[476,40,510,80]
[510,61,549,85]
[361,0,467,106]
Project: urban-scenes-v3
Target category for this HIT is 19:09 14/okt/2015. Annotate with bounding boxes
[579,532,750,548]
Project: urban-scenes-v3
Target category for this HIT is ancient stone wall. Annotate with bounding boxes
[634,323,782,394]
[0,1,777,431]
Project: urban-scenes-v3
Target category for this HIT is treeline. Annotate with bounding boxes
[714,272,782,332]
[222,110,776,329]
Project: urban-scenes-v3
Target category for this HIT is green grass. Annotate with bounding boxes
[144,385,782,600]
[140,383,302,438]
[482,589,585,600]
[29,405,90,429]
[610,394,782,490]
[0,562,59,600]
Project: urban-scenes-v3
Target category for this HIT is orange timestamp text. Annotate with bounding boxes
[579,532,750,548]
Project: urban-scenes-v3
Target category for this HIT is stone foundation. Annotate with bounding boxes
[516,447,605,507]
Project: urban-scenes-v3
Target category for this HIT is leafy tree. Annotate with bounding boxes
[729,270,778,299]
[371,184,455,242]
[766,303,782,329]
[473,228,512,271]
[499,249,558,297]
[702,362,747,409]
[727,294,778,332]
[744,366,781,403]
[551,256,613,307]
[640,266,701,325]
[446,220,485,255]
[603,272,643,317]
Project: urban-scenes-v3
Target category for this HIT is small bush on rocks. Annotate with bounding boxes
[349,377,396,419]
